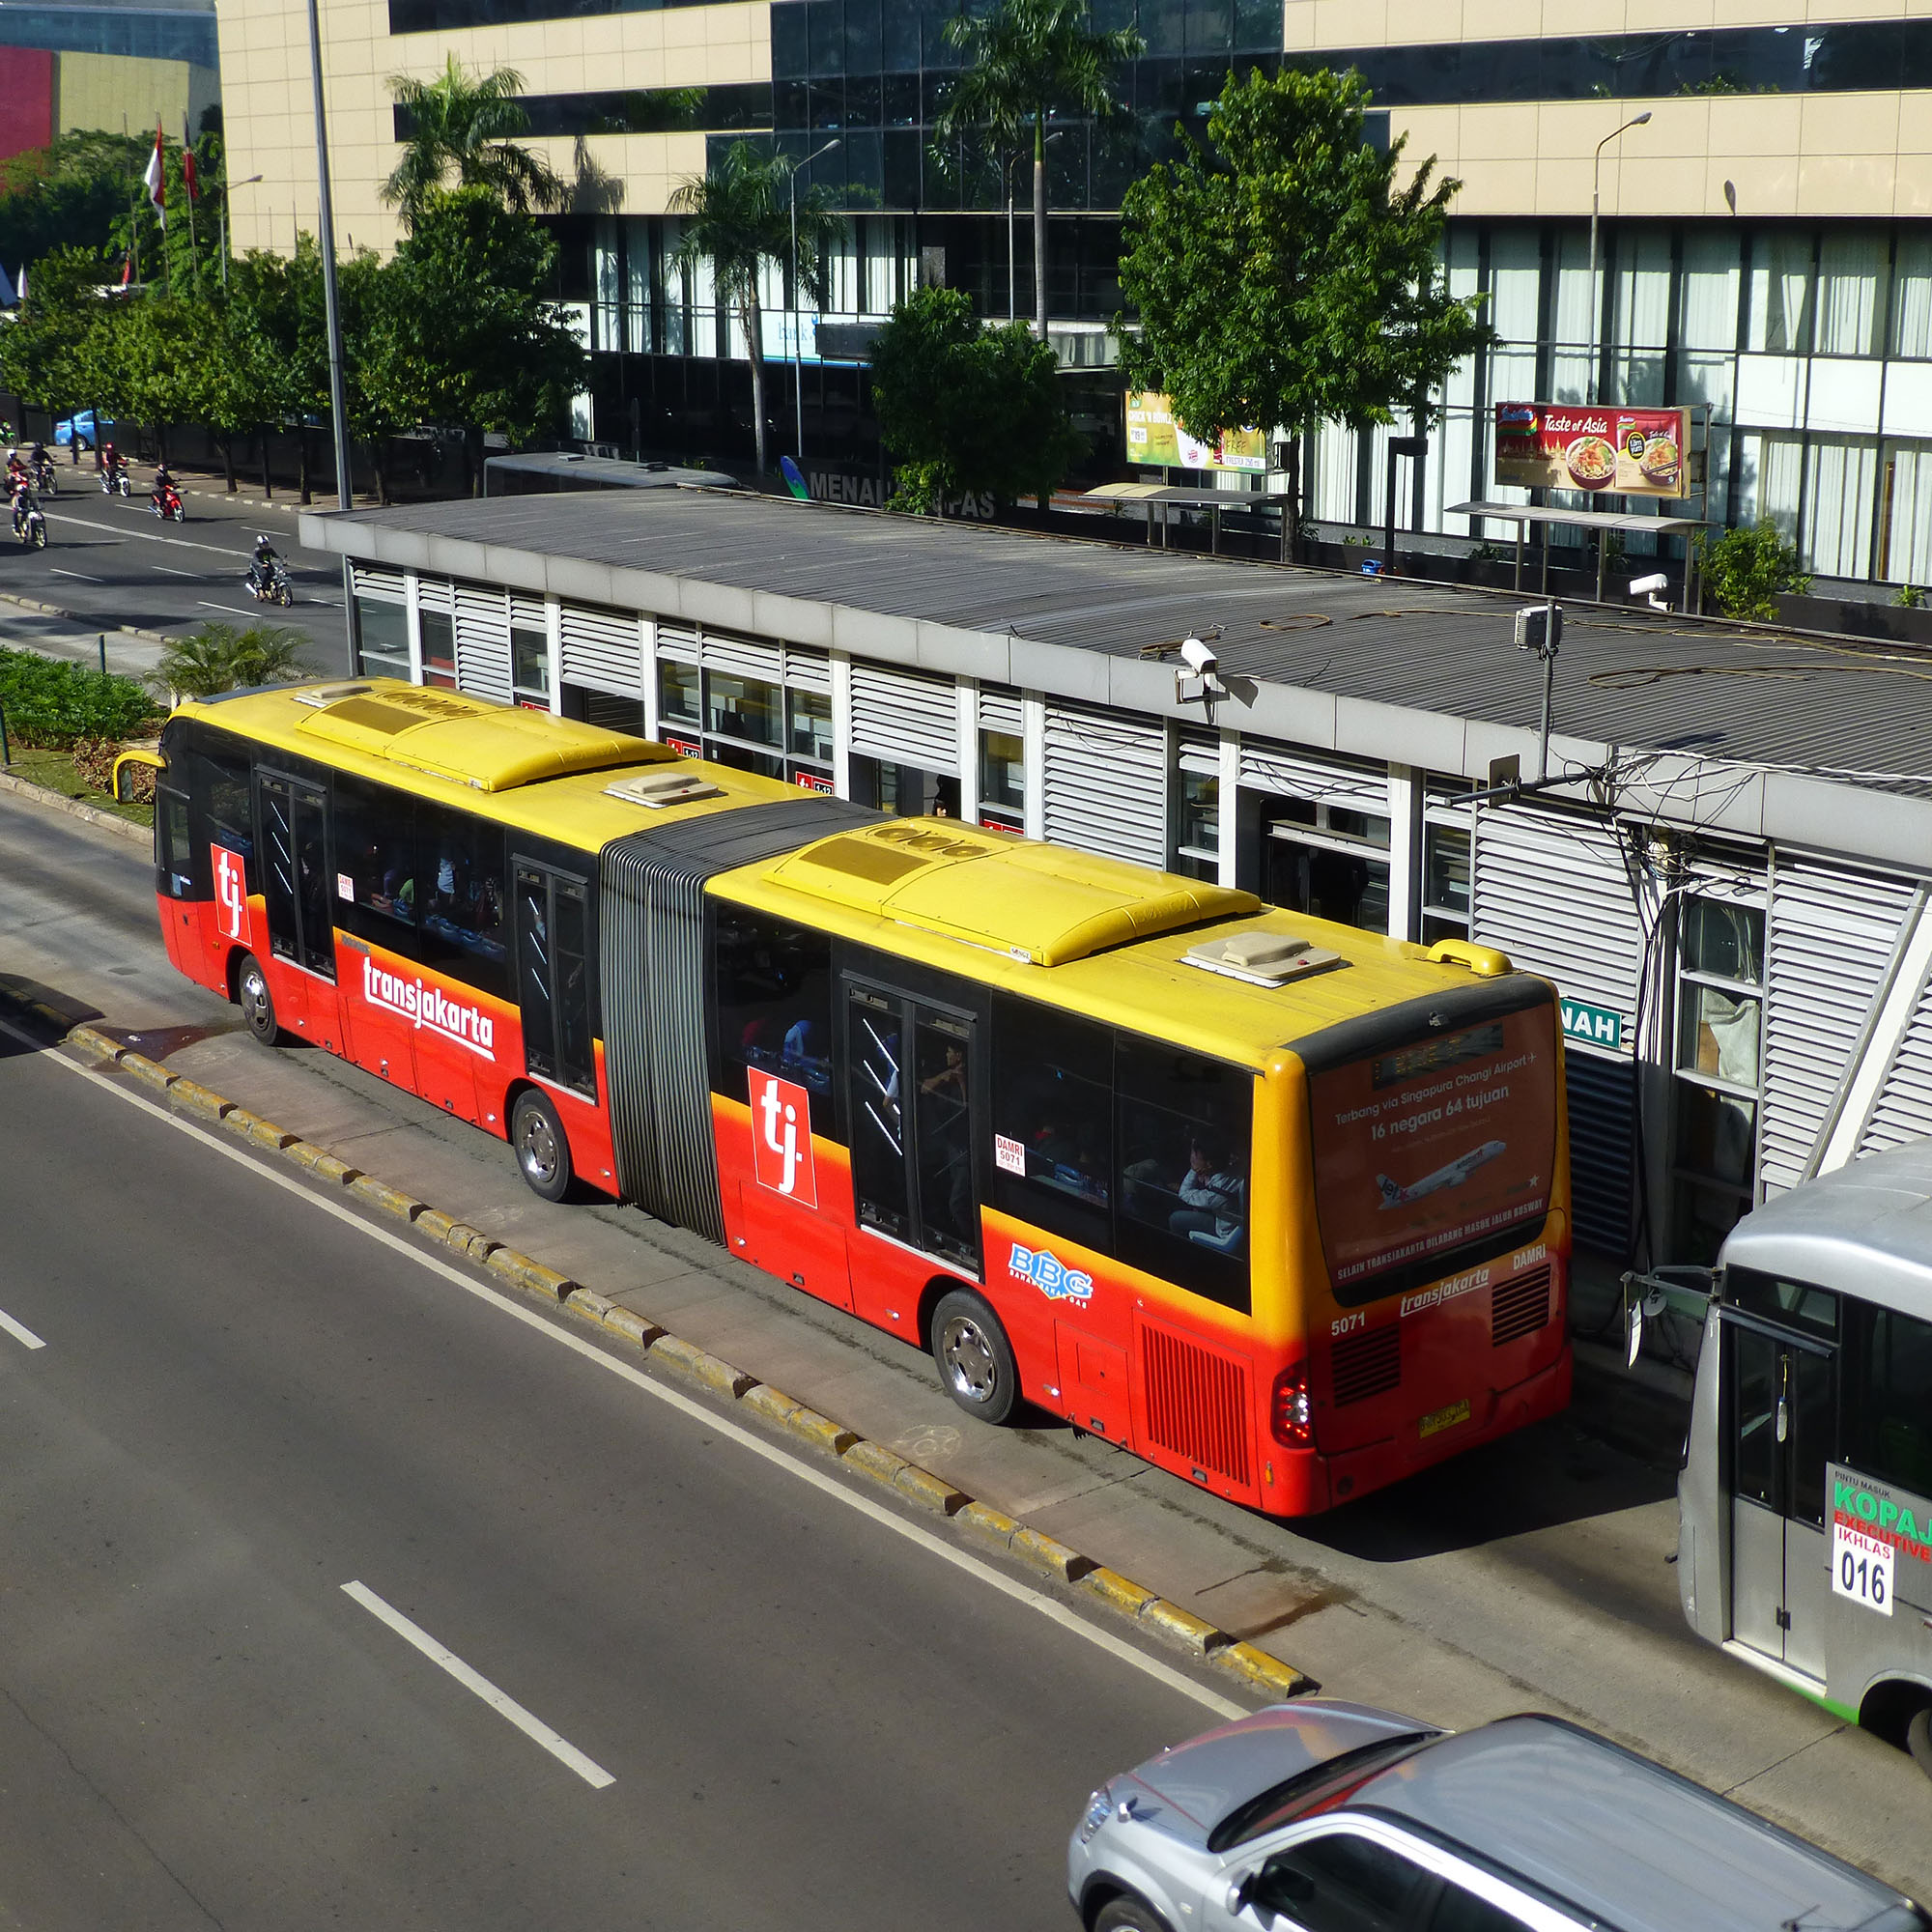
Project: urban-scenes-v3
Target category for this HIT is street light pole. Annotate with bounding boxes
[218,173,264,289]
[787,136,840,467]
[305,0,354,514]
[1589,111,1652,386]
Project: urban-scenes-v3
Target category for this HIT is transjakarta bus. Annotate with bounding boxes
[129,678,1572,1516]
[1662,1140,1932,1775]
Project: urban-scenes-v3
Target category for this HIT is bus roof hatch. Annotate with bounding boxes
[766,820,1258,965]
[296,684,676,792]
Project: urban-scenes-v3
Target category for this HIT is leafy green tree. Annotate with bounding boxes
[0,132,149,273]
[382,54,563,231]
[1695,520,1811,622]
[228,241,333,498]
[668,140,842,476]
[933,0,1142,341]
[367,187,585,495]
[871,284,1080,513]
[0,245,114,441]
[1118,67,1491,558]
[152,621,311,701]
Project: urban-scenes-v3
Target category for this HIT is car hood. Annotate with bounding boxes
[1122,1701,1430,1848]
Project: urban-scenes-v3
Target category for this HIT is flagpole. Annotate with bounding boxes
[183,123,200,291]
[305,0,354,515]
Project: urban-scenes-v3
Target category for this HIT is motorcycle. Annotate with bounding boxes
[152,480,185,523]
[30,455,56,496]
[100,461,130,497]
[13,500,46,549]
[247,557,294,607]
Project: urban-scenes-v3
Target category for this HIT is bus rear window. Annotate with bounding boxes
[1304,994,1558,1306]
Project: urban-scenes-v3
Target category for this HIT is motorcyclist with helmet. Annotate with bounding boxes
[99,440,128,495]
[12,471,43,542]
[152,460,182,519]
[248,532,285,600]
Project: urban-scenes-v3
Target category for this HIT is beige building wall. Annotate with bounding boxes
[54,53,219,142]
[213,0,768,259]
[1285,0,1932,218]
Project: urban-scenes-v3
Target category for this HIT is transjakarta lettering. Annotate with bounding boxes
[1009,1242,1094,1305]
[361,955,496,1058]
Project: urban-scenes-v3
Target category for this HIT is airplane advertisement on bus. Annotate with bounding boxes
[1306,1000,1558,1298]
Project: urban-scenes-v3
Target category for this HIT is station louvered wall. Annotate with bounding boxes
[559,603,646,696]
[1042,703,1166,867]
[452,582,513,704]
[850,663,957,774]
[1760,859,1917,1190]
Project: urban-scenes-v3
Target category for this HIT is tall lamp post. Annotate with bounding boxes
[305,0,354,516]
[218,173,264,288]
[787,136,840,465]
[1589,111,1652,380]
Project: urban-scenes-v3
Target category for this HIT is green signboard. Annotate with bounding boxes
[1560,998,1624,1053]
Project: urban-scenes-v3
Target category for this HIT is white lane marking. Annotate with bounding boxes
[197,602,277,619]
[0,1305,46,1350]
[342,1580,615,1788]
[2,1016,1244,1721]
[43,511,255,561]
[48,568,101,582]
[155,564,201,578]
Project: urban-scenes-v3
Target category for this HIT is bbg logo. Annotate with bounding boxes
[1009,1242,1094,1306]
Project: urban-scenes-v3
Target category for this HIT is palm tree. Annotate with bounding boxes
[668,140,842,477]
[934,0,1143,342]
[382,55,563,230]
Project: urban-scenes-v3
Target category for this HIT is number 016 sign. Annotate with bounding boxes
[1832,1520,1894,1616]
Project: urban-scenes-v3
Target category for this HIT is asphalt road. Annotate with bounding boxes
[0,465,351,668]
[0,1020,1232,1930]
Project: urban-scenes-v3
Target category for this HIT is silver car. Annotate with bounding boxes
[1068,1700,1929,1932]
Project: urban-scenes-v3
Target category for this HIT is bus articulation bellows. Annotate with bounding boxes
[134,679,1573,1516]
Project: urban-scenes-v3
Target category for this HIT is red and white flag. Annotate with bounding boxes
[143,123,165,225]
[181,117,198,202]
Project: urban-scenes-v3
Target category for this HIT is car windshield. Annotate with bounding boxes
[1208,1733,1439,1853]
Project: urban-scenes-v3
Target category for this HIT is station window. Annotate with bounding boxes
[1261,797,1392,934]
[712,903,835,1102]
[1174,766,1219,882]
[979,728,1025,830]
[355,595,409,680]
[659,660,700,728]
[512,616,549,705]
[705,670,782,750]
[1421,825,1471,943]
[788,689,834,764]
[1671,895,1765,1262]
[420,608,457,689]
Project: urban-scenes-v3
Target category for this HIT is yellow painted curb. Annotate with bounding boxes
[649,1333,755,1400]
[954,1500,1021,1553]
[781,1405,860,1459]
[1081,1566,1160,1618]
[282,1140,360,1186]
[1213,1642,1312,1699]
[348,1173,425,1221]
[602,1305,666,1350]
[66,1026,119,1065]
[167,1076,232,1122]
[740,1383,805,1431]
[893,1462,968,1516]
[563,1286,615,1321]
[414,1207,460,1243]
[1010,1526,1094,1584]
[221,1105,298,1151]
[484,1248,574,1300]
[841,1437,914,1495]
[117,1050,175,1094]
[1139,1598,1225,1656]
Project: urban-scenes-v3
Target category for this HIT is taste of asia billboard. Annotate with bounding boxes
[1125,392,1268,473]
[1494,402,1690,499]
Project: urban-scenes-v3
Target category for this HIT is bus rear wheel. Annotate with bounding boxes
[511,1089,574,1203]
[237,952,279,1045]
[931,1289,1019,1426]
[1908,1705,1932,1781]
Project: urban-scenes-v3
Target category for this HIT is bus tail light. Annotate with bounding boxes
[1270,1361,1313,1448]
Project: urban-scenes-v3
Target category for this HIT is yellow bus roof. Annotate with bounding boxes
[722,820,1522,1068]
[176,677,806,847]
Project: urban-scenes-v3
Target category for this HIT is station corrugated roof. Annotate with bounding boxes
[303,489,1932,800]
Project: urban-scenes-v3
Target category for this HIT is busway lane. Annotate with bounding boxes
[0,1027,1226,1932]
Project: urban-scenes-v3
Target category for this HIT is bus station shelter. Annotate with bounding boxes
[1451,499,1709,607]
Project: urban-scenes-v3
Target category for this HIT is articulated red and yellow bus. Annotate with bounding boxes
[128,678,1572,1515]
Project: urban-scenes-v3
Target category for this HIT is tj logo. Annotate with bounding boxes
[213,844,248,942]
[1009,1243,1094,1305]
[750,1070,817,1208]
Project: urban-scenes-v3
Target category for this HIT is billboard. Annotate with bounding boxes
[1494,402,1690,498]
[1125,392,1267,473]
[1306,1003,1558,1302]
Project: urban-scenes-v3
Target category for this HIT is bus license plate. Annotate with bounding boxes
[1831,1521,1894,1616]
[1419,1398,1471,1439]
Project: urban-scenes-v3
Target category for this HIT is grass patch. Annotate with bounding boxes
[4,743,155,827]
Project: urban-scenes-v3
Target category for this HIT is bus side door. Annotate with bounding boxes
[1725,1310,1834,1681]
[844,981,983,1323]
[514,860,595,1105]
[255,771,338,1047]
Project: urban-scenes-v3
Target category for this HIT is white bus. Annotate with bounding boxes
[1663,1141,1932,1776]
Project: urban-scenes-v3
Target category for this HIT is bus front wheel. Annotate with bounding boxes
[511,1089,574,1203]
[931,1289,1019,1426]
[237,952,279,1045]
[1909,1705,1932,1781]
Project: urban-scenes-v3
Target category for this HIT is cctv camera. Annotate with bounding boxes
[1179,635,1218,677]
[1629,573,1668,597]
